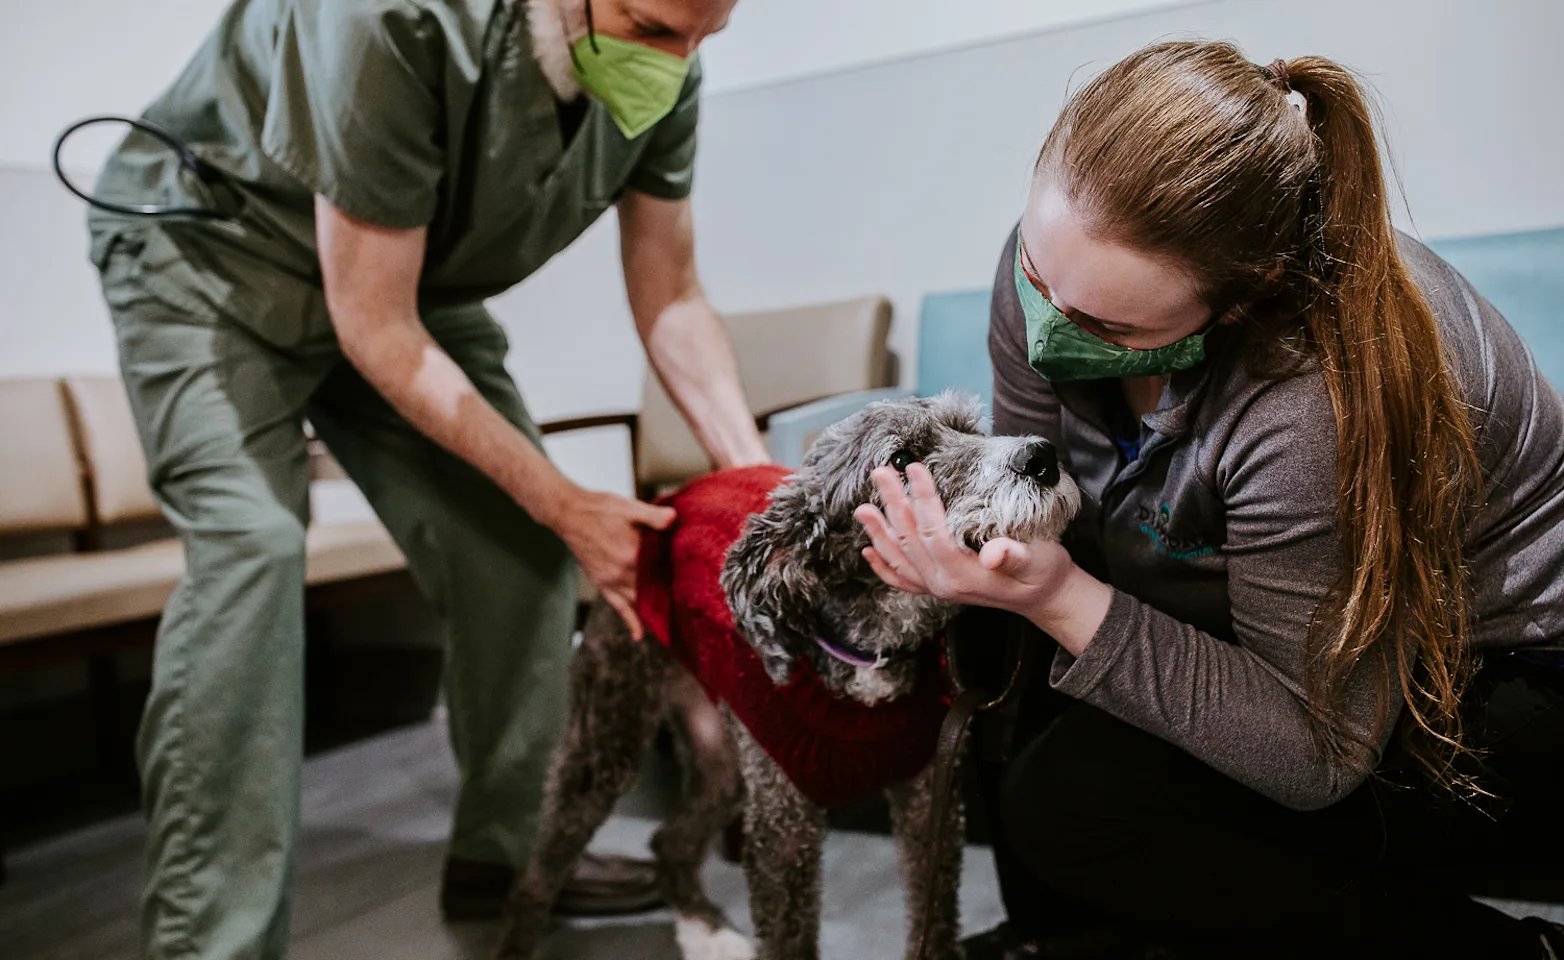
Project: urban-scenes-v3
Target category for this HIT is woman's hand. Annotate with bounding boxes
[548,487,676,642]
[853,462,1113,654]
[853,463,1072,611]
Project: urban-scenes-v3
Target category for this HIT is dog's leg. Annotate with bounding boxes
[493,603,672,960]
[888,762,964,960]
[733,722,826,960]
[653,675,753,960]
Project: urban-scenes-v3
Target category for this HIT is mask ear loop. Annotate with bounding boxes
[584,0,600,53]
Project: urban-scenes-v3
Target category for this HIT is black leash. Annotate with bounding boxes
[52,115,237,221]
[910,629,1032,960]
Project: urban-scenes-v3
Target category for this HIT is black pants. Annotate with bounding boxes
[968,622,1564,959]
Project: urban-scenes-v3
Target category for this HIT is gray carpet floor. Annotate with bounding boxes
[0,719,1004,960]
[4,719,1558,959]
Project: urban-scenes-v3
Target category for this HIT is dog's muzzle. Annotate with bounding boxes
[1012,439,1061,488]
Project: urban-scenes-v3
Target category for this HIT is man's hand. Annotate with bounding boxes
[619,190,769,470]
[551,492,675,641]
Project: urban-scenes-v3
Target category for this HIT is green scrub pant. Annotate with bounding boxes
[98,240,577,960]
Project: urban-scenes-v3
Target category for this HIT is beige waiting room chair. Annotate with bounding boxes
[540,294,895,497]
[0,378,408,652]
[538,294,896,612]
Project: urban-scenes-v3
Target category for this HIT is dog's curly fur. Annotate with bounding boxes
[494,393,1079,960]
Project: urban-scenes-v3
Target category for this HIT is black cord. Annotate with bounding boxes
[585,0,600,54]
[52,115,236,220]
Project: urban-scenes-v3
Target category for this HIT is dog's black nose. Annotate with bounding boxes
[1016,441,1060,487]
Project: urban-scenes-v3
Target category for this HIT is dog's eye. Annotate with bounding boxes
[888,450,915,472]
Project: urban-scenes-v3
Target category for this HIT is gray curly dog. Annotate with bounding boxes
[495,393,1080,960]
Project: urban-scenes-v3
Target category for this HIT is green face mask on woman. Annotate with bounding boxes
[571,33,691,140]
[1014,243,1209,382]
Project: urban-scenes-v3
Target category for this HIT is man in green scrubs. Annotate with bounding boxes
[86,0,765,956]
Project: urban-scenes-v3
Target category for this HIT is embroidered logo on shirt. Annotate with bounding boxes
[1136,503,1214,560]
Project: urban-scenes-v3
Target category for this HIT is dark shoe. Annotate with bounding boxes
[1522,918,1564,960]
[552,851,665,917]
[441,857,513,921]
[440,852,665,921]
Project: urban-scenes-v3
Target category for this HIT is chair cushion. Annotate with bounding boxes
[0,539,184,644]
[301,519,408,585]
[61,375,162,525]
[918,290,995,411]
[1427,227,1564,389]
[0,379,89,535]
[0,520,406,645]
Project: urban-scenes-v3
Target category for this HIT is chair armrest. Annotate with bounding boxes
[766,388,914,468]
[538,412,640,436]
[307,438,349,482]
[538,412,644,495]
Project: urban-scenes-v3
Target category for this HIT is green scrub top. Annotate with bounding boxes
[88,0,700,346]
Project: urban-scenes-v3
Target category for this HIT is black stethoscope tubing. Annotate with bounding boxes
[52,114,235,221]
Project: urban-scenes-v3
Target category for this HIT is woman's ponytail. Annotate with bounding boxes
[1283,56,1482,787]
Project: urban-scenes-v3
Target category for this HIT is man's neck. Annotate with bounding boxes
[524,0,582,100]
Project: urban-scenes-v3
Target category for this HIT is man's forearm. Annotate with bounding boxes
[618,191,767,470]
[313,197,576,526]
[337,313,574,527]
[643,293,770,470]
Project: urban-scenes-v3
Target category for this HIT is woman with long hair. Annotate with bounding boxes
[856,41,1564,958]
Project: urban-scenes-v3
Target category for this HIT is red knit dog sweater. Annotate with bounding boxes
[635,465,947,809]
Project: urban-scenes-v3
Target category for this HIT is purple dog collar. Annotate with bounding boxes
[814,635,888,669]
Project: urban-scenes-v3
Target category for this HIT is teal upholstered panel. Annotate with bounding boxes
[1426,227,1564,389]
[916,290,994,410]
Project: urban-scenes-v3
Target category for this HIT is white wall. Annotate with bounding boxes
[3,0,1562,500]
[0,0,227,170]
[698,0,1202,93]
[500,0,1564,424]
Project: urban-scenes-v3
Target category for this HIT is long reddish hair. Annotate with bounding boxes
[1037,41,1482,787]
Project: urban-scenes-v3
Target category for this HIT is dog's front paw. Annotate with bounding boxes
[675,915,756,960]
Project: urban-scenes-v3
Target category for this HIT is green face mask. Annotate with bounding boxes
[571,34,691,140]
[1014,244,1208,382]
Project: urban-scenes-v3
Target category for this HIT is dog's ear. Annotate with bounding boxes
[720,484,826,685]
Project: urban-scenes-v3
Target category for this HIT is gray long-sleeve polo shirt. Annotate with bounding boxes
[989,224,1564,810]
